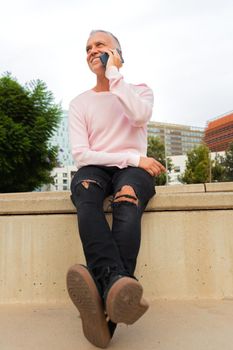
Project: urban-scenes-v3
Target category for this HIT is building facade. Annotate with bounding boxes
[204,111,233,152]
[148,121,204,156]
[49,110,74,167]
[49,165,77,191]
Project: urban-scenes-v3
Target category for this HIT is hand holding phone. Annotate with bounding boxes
[100,48,124,67]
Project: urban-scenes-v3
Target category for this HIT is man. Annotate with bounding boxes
[67,30,165,348]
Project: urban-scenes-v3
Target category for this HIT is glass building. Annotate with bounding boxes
[49,110,74,166]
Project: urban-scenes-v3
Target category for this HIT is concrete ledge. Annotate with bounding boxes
[156,183,205,193]
[1,182,233,303]
[1,182,233,214]
[205,182,233,192]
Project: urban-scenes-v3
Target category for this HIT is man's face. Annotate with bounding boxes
[86,32,116,74]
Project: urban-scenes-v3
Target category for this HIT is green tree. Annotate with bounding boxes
[179,144,211,184]
[147,136,173,185]
[211,153,226,182]
[223,142,233,181]
[0,73,61,192]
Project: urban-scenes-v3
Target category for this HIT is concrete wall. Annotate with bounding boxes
[0,183,233,304]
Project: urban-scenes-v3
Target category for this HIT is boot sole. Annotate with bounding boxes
[105,277,149,325]
[66,264,111,348]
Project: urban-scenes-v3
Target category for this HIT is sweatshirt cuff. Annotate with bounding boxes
[127,154,140,167]
[105,66,123,80]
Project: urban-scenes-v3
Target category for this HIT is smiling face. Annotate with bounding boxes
[86,31,117,75]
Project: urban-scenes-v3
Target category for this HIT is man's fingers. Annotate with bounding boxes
[152,160,166,172]
[150,163,166,176]
[154,160,166,171]
[106,49,122,69]
[107,49,114,56]
[147,169,154,176]
[151,166,162,176]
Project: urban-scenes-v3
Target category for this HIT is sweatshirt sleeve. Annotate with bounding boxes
[68,102,140,169]
[105,66,154,127]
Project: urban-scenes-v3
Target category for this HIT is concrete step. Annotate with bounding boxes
[1,300,233,350]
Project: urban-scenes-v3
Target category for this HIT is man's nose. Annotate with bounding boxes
[90,46,99,56]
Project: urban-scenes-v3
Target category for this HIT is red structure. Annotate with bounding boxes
[204,111,233,152]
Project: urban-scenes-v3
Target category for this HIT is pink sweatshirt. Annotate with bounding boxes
[69,66,154,169]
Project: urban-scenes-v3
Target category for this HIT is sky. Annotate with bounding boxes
[1,0,233,128]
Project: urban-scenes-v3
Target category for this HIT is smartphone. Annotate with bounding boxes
[100,48,124,67]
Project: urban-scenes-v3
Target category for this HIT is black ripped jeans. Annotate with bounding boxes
[70,165,155,289]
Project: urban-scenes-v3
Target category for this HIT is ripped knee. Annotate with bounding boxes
[113,185,138,206]
[81,180,99,189]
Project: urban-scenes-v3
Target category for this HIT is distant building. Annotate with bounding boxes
[49,110,74,166]
[204,111,233,152]
[148,121,204,156]
[168,155,187,184]
[169,151,225,185]
[49,165,77,191]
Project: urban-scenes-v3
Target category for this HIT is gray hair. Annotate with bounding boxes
[89,30,122,51]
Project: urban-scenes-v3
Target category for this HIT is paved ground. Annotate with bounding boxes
[1,300,233,350]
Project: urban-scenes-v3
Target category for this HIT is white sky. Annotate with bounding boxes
[1,0,233,127]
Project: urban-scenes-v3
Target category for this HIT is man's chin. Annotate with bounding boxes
[90,65,105,75]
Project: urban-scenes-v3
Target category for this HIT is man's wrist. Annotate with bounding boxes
[127,154,140,167]
[105,66,121,80]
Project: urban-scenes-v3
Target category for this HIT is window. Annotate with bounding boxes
[174,166,181,173]
[63,185,68,190]
[71,171,76,179]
